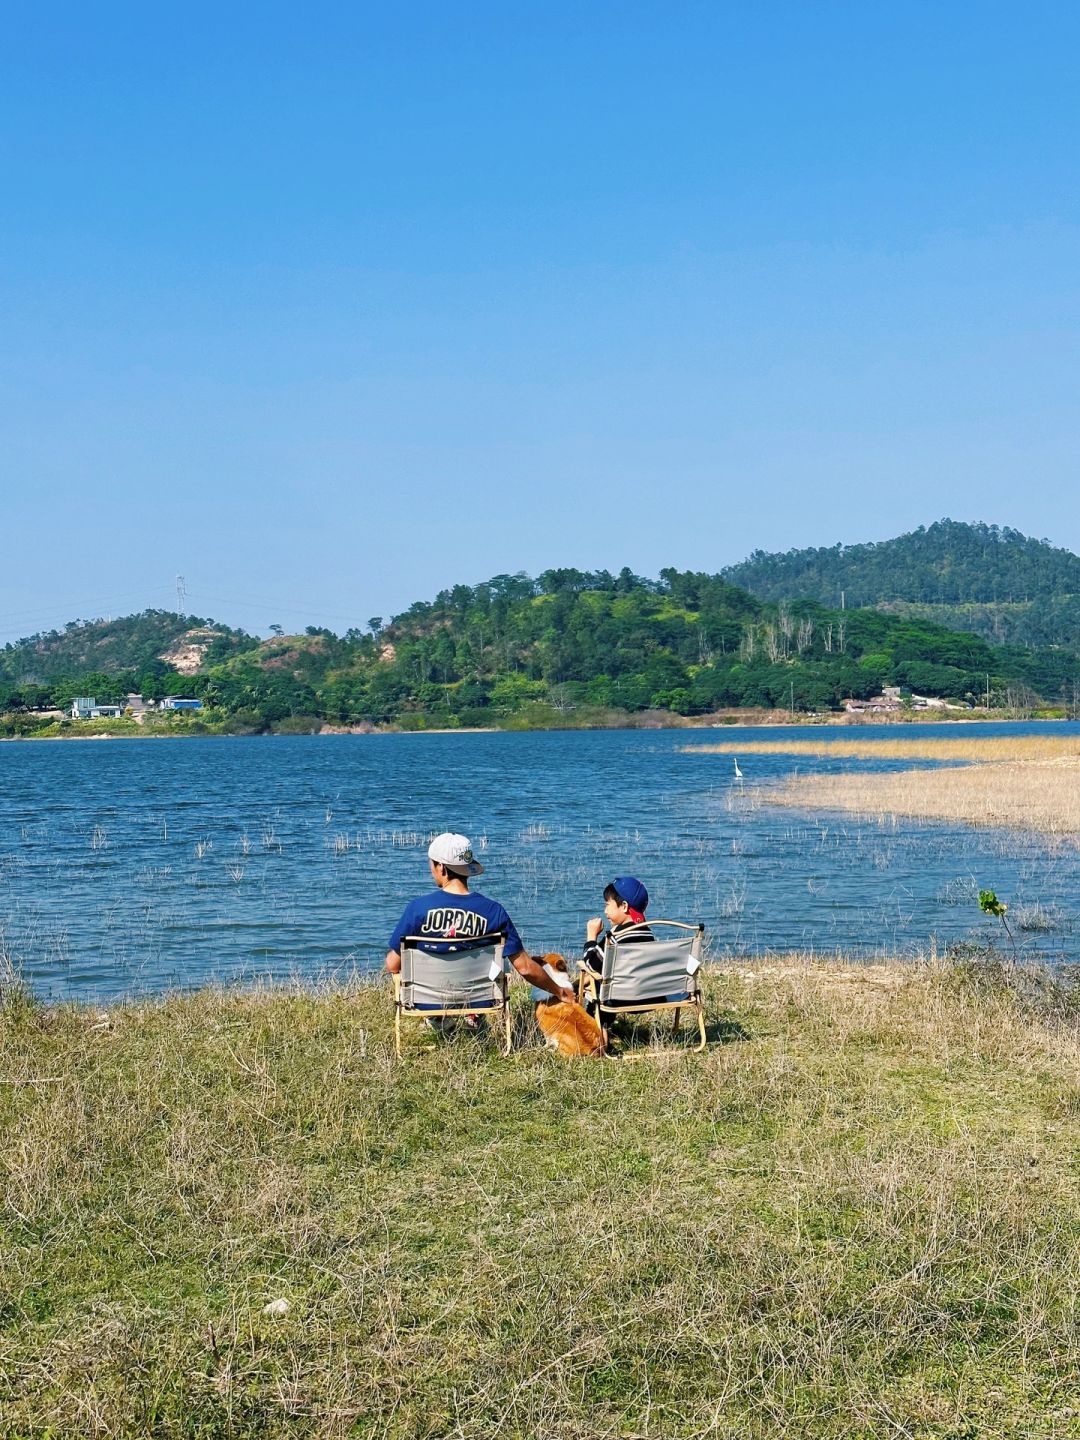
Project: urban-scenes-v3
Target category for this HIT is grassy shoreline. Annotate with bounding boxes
[3,959,1078,1437]
[1,707,1069,742]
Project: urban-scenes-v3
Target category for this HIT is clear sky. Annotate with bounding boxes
[3,1,1079,642]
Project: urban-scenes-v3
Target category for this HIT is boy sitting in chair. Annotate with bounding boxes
[579,875,706,1053]
[581,876,653,1038]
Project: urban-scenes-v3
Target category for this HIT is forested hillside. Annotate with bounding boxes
[3,568,1078,733]
[723,520,1080,648]
[1,610,252,687]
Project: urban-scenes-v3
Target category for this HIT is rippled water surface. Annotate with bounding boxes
[2,723,1079,1000]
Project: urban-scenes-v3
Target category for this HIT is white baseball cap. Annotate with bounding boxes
[427,832,484,876]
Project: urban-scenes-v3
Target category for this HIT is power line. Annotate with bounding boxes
[188,590,365,626]
[0,590,163,628]
[0,583,371,642]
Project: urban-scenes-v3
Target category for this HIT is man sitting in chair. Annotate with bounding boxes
[385,831,576,1006]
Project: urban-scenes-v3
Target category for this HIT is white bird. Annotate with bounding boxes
[734,757,743,779]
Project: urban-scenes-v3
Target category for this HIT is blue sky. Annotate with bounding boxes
[3,2,1079,642]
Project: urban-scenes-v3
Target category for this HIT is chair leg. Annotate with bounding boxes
[672,1007,681,1035]
[394,1006,403,1059]
[503,1004,512,1057]
[694,997,706,1052]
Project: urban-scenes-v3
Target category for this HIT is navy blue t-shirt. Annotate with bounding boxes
[388,889,524,958]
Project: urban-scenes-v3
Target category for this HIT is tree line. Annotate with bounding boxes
[4,568,1079,731]
[721,519,1080,650]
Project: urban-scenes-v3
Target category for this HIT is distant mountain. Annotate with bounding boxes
[0,610,253,685]
[722,520,1080,648]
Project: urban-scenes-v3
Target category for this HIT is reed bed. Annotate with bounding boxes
[687,734,1080,836]
[684,735,1080,763]
[760,758,1080,836]
[2,960,1079,1438]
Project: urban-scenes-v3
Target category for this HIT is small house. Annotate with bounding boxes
[71,697,124,720]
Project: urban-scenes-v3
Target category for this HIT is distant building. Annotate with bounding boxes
[161,697,203,711]
[71,697,124,720]
[843,689,966,715]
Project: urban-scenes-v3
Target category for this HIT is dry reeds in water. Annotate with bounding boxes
[683,734,1080,763]
[761,757,1080,836]
[686,735,1080,835]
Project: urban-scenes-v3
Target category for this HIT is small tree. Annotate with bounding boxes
[979,888,1015,959]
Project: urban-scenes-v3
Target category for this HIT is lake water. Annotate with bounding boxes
[2,723,1078,1001]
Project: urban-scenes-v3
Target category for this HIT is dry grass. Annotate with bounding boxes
[685,735,1080,835]
[2,963,1080,1437]
[760,757,1080,836]
[683,735,1080,763]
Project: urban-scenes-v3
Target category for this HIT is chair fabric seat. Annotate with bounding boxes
[412,996,501,1011]
[395,932,513,1058]
[600,990,690,1010]
[582,920,707,1054]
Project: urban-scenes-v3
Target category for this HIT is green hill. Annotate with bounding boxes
[722,520,1080,649]
[3,566,1079,732]
[0,610,253,688]
[151,569,1080,727]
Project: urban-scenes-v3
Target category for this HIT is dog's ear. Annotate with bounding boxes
[531,952,569,971]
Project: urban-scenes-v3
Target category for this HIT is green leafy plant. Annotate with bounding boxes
[979,887,1016,957]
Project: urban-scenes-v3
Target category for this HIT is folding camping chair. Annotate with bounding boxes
[578,920,706,1054]
[393,932,512,1058]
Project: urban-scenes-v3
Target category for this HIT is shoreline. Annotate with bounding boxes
[0,710,1069,743]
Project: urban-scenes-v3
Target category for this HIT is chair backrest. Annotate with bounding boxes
[399,933,508,1012]
[599,921,703,1007]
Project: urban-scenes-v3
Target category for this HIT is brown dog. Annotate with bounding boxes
[533,953,603,1057]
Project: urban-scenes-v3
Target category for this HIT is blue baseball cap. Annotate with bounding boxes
[612,876,649,913]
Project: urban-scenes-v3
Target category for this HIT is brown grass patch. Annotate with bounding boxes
[759,756,1080,835]
[683,734,1080,763]
[685,734,1080,834]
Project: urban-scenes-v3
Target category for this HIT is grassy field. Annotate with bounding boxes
[2,961,1079,1438]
